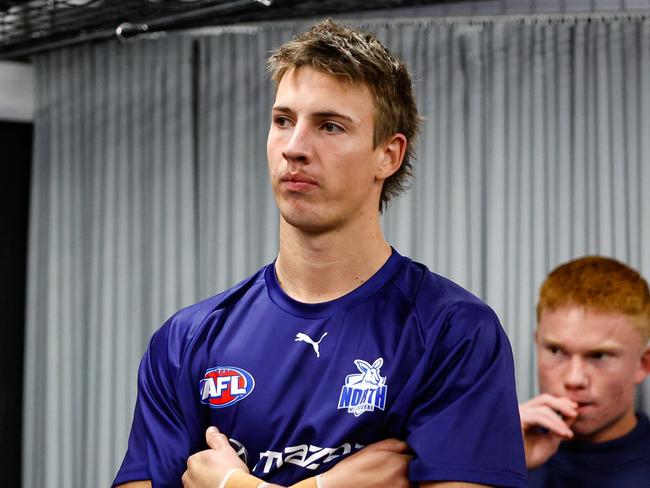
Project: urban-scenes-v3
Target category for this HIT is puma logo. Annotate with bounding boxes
[295,332,328,358]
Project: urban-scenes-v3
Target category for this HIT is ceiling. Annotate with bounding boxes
[0,0,460,60]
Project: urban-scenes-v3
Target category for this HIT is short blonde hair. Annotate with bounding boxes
[537,256,650,341]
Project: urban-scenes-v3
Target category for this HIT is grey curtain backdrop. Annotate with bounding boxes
[24,14,650,488]
[25,38,198,488]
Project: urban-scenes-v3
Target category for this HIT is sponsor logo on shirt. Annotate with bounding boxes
[337,358,387,416]
[254,442,363,474]
[199,366,255,408]
[229,437,249,465]
[295,331,328,358]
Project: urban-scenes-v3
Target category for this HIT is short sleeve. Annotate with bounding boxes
[112,319,197,488]
[407,302,528,487]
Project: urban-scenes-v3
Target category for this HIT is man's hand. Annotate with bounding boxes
[182,426,249,488]
[321,438,413,488]
[519,394,578,469]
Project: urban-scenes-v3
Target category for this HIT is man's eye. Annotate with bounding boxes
[274,116,291,127]
[322,122,343,133]
[589,352,608,360]
[547,346,561,355]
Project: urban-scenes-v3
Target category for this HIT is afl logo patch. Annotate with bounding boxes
[199,366,255,408]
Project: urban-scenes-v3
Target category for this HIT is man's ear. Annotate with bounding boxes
[634,345,650,384]
[376,133,407,181]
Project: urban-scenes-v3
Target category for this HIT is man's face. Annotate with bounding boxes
[267,66,389,233]
[536,306,649,442]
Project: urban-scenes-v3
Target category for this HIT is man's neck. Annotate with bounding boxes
[275,216,392,303]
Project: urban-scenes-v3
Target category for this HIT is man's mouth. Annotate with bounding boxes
[280,173,318,192]
[574,401,595,412]
[282,173,317,184]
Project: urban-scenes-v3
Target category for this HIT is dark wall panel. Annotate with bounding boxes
[0,120,32,488]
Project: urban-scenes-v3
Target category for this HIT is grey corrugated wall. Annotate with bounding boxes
[24,13,650,488]
[25,37,198,488]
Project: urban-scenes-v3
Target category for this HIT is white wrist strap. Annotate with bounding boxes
[218,468,244,488]
[315,474,324,488]
[257,483,270,488]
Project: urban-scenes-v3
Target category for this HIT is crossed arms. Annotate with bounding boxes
[116,426,489,488]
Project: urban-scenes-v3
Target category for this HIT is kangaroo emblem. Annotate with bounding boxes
[295,331,328,358]
[337,357,388,416]
[345,358,386,388]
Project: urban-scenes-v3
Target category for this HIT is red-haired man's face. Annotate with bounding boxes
[536,306,650,443]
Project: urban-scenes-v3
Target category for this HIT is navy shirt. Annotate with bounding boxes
[114,250,527,487]
[529,412,650,487]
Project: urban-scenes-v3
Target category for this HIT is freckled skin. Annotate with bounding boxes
[536,306,649,443]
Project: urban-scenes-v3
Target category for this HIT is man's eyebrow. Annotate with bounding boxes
[311,111,355,122]
[271,106,355,122]
[541,336,623,354]
[272,106,294,114]
[586,344,623,354]
[540,337,563,348]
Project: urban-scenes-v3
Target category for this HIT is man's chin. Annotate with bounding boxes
[280,209,340,234]
[281,217,328,236]
[569,423,598,440]
[570,416,620,443]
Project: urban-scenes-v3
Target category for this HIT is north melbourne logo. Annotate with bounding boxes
[337,358,387,416]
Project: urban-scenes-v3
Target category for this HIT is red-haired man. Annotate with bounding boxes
[521,256,650,486]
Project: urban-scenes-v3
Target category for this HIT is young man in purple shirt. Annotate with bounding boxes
[115,20,527,488]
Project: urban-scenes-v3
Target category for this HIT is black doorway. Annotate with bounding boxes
[0,120,32,488]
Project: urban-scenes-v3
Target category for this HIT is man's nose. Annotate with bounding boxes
[282,122,311,164]
[564,356,589,390]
